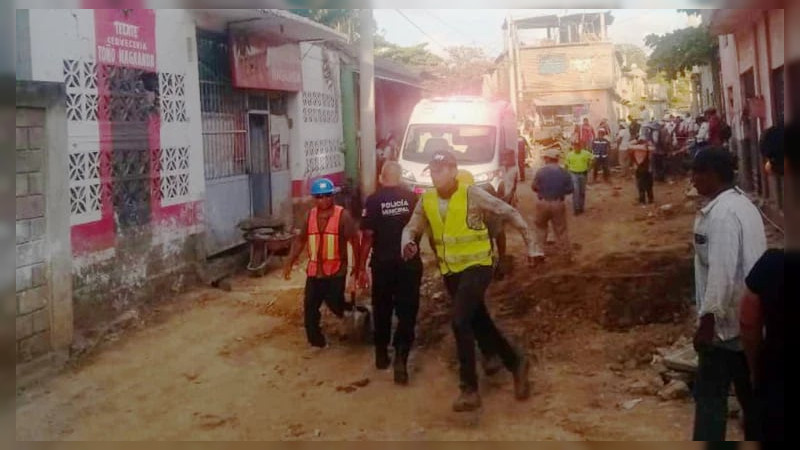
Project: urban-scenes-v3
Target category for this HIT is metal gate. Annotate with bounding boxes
[198,30,272,255]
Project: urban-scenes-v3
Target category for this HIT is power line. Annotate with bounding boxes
[394,9,449,51]
[424,10,474,44]
[424,10,504,54]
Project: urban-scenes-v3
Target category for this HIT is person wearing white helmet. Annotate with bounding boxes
[283,177,361,349]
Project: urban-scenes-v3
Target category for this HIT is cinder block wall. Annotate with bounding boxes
[16,107,51,361]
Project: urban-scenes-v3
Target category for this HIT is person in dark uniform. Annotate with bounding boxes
[591,129,611,183]
[357,161,423,384]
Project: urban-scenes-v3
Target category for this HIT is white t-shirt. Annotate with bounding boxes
[617,128,632,151]
[696,122,710,142]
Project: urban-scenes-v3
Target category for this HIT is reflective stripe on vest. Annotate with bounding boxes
[306,205,343,277]
[422,183,493,275]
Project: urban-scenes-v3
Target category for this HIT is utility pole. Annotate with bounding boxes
[359,8,376,197]
[506,12,518,115]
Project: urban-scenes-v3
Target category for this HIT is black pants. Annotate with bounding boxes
[653,152,667,181]
[592,156,609,182]
[756,379,784,441]
[693,346,761,441]
[304,276,347,347]
[371,260,422,352]
[443,265,520,393]
[636,169,654,204]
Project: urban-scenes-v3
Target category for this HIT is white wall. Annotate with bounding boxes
[756,15,774,127]
[288,43,345,195]
[719,34,743,137]
[25,9,206,267]
[155,9,204,212]
[28,9,96,83]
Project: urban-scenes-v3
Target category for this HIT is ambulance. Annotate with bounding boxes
[398,96,520,203]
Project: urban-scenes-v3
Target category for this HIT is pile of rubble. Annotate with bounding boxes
[623,336,743,417]
[650,336,697,400]
[620,336,696,401]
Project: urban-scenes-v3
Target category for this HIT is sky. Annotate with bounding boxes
[372,9,697,58]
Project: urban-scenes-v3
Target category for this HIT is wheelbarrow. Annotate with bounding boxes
[239,218,293,277]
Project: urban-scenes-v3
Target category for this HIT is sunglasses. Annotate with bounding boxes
[313,194,333,199]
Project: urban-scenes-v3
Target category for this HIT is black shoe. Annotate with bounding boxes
[393,348,409,385]
[375,347,390,370]
[452,390,482,412]
[309,336,327,348]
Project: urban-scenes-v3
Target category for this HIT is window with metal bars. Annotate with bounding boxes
[197,30,249,180]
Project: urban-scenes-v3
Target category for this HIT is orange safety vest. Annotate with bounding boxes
[306,205,343,277]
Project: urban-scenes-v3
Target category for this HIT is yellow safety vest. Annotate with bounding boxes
[422,183,493,275]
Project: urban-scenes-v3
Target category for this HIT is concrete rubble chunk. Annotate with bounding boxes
[663,370,693,384]
[663,343,698,373]
[628,381,655,396]
[658,380,690,400]
[619,398,643,410]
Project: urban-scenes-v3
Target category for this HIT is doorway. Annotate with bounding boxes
[248,111,272,217]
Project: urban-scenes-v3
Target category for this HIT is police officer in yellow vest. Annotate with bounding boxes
[401,151,543,412]
[283,178,360,348]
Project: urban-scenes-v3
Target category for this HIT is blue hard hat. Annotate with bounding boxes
[310,177,336,195]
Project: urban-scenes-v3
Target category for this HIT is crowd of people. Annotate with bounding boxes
[278,117,784,440]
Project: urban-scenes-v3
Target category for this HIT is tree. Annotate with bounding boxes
[677,9,704,17]
[373,36,492,95]
[289,9,367,39]
[615,43,648,70]
[432,46,495,95]
[293,10,491,96]
[374,36,443,69]
[644,24,716,80]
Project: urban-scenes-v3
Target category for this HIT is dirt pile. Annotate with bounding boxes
[414,247,694,350]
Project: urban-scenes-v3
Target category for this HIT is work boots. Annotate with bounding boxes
[452,390,482,412]
[393,347,409,385]
[375,346,390,370]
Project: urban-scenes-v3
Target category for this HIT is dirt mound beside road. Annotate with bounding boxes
[413,246,693,352]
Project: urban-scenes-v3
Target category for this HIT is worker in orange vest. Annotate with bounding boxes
[283,178,361,348]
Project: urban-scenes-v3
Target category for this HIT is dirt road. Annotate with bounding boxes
[16,172,752,440]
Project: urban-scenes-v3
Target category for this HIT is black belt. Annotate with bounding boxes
[569,171,588,175]
[538,196,564,202]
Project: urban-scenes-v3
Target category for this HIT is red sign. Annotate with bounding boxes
[230,32,302,91]
[95,9,156,71]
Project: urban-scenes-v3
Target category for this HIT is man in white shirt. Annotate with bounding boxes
[616,123,632,177]
[639,105,651,123]
[690,148,766,441]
